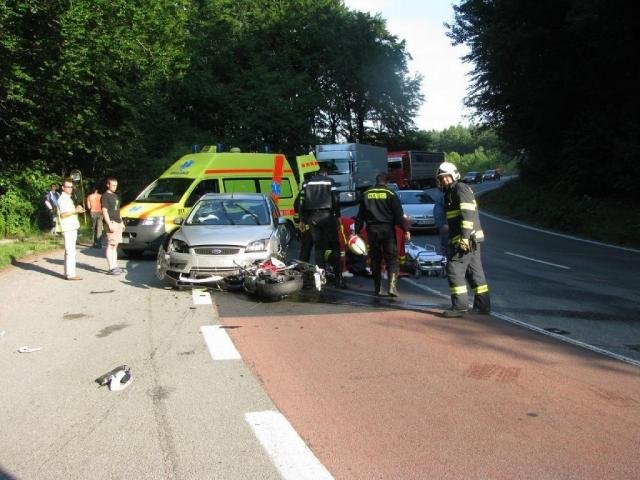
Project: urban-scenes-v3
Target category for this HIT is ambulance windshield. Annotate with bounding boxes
[136,178,193,203]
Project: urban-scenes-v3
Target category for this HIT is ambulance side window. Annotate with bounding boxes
[224,179,257,192]
[185,179,219,207]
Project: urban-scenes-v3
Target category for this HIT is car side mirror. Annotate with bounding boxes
[174,217,184,225]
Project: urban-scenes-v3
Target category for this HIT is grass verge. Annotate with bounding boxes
[0,226,93,271]
[479,179,639,248]
[0,235,62,270]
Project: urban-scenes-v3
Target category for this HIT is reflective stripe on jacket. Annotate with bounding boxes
[444,181,484,246]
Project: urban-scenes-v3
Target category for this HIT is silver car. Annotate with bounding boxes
[156,193,289,286]
[397,190,437,232]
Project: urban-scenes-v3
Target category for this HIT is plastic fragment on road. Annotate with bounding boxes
[17,345,42,353]
[95,365,133,392]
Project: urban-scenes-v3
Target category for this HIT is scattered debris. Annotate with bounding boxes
[90,290,115,294]
[0,330,6,338]
[95,365,133,391]
[17,346,42,353]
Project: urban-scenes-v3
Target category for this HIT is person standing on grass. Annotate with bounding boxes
[101,177,124,275]
[86,186,103,248]
[57,179,85,280]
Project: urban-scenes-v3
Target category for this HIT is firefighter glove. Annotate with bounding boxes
[458,238,471,253]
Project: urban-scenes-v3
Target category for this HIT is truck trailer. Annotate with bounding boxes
[315,143,388,203]
[387,150,445,189]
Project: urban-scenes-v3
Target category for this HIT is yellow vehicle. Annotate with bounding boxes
[120,146,318,256]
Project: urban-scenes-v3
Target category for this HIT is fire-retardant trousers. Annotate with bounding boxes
[308,211,341,277]
[445,243,490,312]
[366,223,398,276]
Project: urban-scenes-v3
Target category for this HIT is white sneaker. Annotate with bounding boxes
[342,271,354,278]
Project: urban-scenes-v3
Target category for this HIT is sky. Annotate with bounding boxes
[342,0,472,132]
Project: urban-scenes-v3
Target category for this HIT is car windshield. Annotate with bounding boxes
[466,172,478,177]
[484,170,494,174]
[186,198,269,226]
[398,191,435,204]
[136,178,193,203]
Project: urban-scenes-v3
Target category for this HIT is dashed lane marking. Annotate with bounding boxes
[200,325,241,360]
[245,411,334,480]
[504,251,571,270]
[192,289,212,305]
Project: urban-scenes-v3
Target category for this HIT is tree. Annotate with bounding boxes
[448,0,640,199]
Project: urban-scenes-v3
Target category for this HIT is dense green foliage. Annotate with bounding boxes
[1,0,421,186]
[431,125,517,174]
[0,164,59,235]
[448,0,639,200]
[1,0,426,234]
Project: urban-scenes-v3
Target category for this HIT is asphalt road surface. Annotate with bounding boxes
[1,186,639,479]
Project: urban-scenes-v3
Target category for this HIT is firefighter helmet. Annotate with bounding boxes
[348,235,368,256]
[436,162,460,181]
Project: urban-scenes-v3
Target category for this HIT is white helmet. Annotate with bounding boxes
[436,162,460,181]
[348,235,368,256]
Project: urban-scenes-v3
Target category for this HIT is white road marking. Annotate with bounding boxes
[200,325,241,360]
[192,289,212,305]
[401,278,640,367]
[492,312,640,368]
[504,251,570,270]
[401,277,450,299]
[481,211,640,253]
[245,411,334,480]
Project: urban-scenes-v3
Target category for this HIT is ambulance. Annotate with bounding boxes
[119,146,318,256]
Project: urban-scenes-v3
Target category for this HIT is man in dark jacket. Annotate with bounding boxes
[298,167,345,288]
[355,173,410,297]
[437,162,490,317]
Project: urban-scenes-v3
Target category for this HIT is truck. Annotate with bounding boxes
[314,143,388,203]
[387,150,445,189]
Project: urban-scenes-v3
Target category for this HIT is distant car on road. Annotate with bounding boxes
[482,169,501,181]
[397,190,436,232]
[462,171,483,184]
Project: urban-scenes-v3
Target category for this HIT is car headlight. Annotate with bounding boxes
[171,238,190,253]
[245,238,269,252]
[139,216,164,226]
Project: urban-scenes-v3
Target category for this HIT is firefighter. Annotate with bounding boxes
[298,166,346,288]
[355,173,410,297]
[293,176,313,262]
[437,161,490,317]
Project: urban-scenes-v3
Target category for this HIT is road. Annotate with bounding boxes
[414,179,640,364]
[1,182,639,479]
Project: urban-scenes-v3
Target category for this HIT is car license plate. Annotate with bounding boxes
[415,220,431,225]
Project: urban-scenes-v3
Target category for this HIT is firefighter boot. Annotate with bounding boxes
[335,273,347,289]
[373,271,382,296]
[388,273,399,297]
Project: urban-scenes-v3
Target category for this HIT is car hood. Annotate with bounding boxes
[402,203,435,217]
[175,224,275,247]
